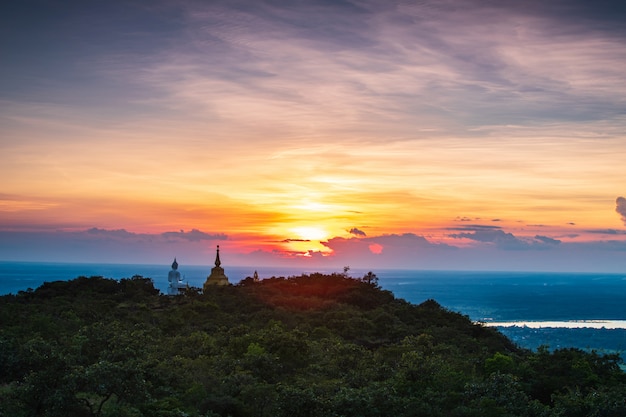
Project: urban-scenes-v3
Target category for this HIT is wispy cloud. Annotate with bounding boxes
[587,228,626,236]
[447,225,503,231]
[128,0,625,143]
[616,197,626,225]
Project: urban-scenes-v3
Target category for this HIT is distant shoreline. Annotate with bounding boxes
[483,320,626,329]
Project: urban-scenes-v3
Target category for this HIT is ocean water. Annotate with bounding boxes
[378,269,626,323]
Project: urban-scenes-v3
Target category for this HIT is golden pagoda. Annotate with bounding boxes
[203,245,229,289]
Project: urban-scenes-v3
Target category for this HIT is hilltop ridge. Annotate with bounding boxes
[1,273,625,416]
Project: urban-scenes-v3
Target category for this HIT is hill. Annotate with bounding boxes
[1,273,625,416]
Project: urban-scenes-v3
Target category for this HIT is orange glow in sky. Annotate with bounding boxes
[1,1,626,271]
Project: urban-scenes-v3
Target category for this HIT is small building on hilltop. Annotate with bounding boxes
[203,245,229,290]
[167,258,188,295]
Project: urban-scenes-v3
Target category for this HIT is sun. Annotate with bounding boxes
[291,226,328,241]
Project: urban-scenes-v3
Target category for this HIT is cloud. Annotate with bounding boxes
[135,0,626,146]
[319,233,456,268]
[587,228,626,235]
[368,243,383,254]
[83,228,226,242]
[0,228,229,264]
[449,229,560,250]
[446,224,502,231]
[161,229,227,242]
[449,229,521,247]
[2,226,626,272]
[348,227,366,237]
[86,227,138,239]
[616,196,626,225]
[534,235,561,245]
[455,217,474,222]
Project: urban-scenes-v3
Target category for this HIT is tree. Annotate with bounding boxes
[362,271,379,286]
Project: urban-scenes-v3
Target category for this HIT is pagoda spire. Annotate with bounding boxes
[215,245,221,267]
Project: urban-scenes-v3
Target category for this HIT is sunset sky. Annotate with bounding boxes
[2,0,626,272]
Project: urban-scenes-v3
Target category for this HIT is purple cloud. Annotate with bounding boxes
[449,229,560,250]
[86,228,138,239]
[349,227,367,237]
[161,229,226,242]
[534,235,561,245]
[449,229,521,247]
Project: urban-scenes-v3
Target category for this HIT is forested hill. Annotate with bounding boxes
[1,274,625,416]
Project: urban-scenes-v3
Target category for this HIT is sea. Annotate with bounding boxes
[2,261,626,355]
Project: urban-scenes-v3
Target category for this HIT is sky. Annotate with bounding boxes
[1,0,626,272]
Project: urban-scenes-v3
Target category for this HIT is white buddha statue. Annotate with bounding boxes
[167,258,186,295]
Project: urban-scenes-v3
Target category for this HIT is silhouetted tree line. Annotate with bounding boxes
[1,273,625,416]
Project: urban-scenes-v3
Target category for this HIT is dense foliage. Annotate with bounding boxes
[1,273,625,416]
